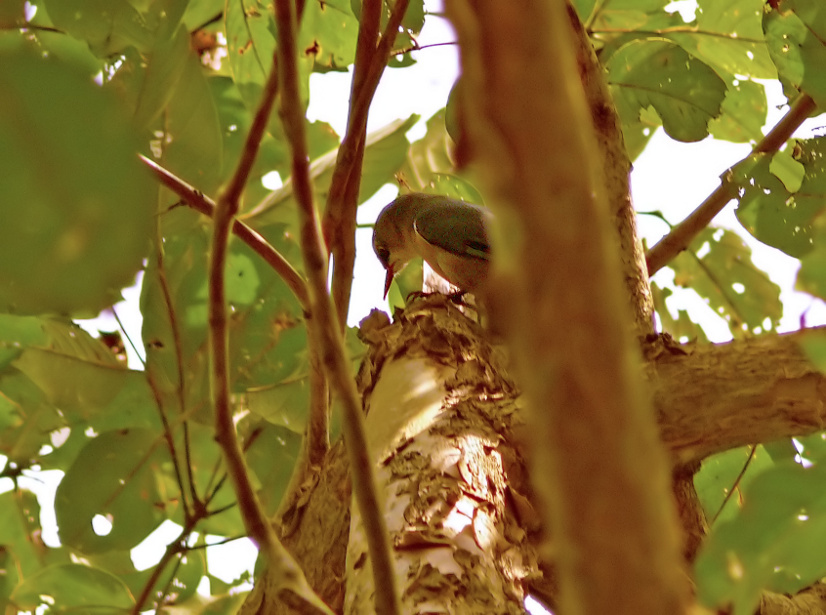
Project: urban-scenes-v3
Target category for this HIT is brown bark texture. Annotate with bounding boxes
[446,0,690,612]
[343,298,540,614]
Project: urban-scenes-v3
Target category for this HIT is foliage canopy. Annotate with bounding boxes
[3,0,826,612]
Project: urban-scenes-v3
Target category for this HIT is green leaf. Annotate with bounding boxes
[797,214,826,301]
[225,0,277,106]
[0,48,154,316]
[670,228,782,336]
[734,138,826,258]
[708,78,767,144]
[799,330,826,373]
[769,148,806,193]
[764,1,826,108]
[55,429,166,553]
[0,372,63,462]
[0,314,49,370]
[607,39,726,143]
[245,423,302,514]
[668,0,776,80]
[694,445,773,525]
[0,490,67,585]
[300,0,358,72]
[11,562,134,611]
[242,115,419,228]
[133,24,192,129]
[650,283,709,342]
[43,0,155,56]
[696,463,826,614]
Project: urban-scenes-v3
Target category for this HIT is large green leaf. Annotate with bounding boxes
[667,0,775,80]
[11,562,135,612]
[694,445,773,526]
[242,115,419,228]
[43,0,154,56]
[669,228,782,337]
[141,209,306,429]
[764,1,826,108]
[734,138,826,258]
[0,48,154,316]
[696,463,826,614]
[606,39,726,143]
[708,78,767,144]
[55,428,167,553]
[300,0,358,71]
[650,283,709,343]
[0,490,68,587]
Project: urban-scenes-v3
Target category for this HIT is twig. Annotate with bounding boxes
[207,45,332,615]
[139,155,309,310]
[148,221,195,518]
[711,445,756,525]
[646,93,818,275]
[273,0,400,613]
[323,0,411,328]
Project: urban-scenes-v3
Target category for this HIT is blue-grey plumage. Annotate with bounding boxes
[372,193,491,298]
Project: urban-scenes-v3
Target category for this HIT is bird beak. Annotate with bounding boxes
[383,266,395,299]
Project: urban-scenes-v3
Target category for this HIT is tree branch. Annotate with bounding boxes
[323,0,410,328]
[207,45,331,614]
[645,93,818,275]
[272,0,399,613]
[651,328,826,464]
[139,154,309,311]
[447,0,689,613]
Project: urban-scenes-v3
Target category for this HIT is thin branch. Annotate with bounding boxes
[139,155,309,310]
[646,93,818,275]
[273,0,400,612]
[711,445,756,525]
[207,44,332,614]
[324,0,411,328]
[391,39,457,55]
[148,220,194,518]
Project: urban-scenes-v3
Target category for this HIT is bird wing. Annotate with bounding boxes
[412,197,490,261]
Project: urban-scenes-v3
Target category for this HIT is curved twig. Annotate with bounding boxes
[139,155,309,310]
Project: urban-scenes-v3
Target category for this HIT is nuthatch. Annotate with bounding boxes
[372,193,491,298]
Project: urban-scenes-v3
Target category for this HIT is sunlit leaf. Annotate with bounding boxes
[734,138,826,258]
[764,1,826,108]
[0,49,154,316]
[606,39,726,142]
[651,283,709,342]
[694,445,772,525]
[11,563,134,611]
[708,78,767,144]
[670,228,782,336]
[696,463,826,614]
[668,0,775,80]
[55,429,166,553]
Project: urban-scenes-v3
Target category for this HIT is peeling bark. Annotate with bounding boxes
[345,296,540,614]
[649,331,826,464]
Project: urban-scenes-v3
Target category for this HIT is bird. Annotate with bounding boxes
[372,193,491,299]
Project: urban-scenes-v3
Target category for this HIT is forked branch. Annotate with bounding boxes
[206,45,332,614]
